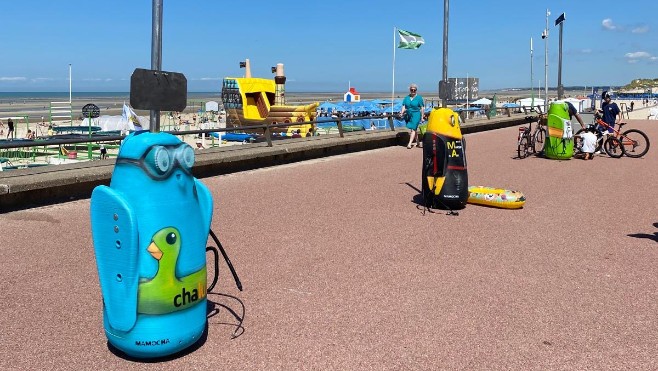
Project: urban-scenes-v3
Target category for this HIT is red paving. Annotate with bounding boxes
[1,120,656,370]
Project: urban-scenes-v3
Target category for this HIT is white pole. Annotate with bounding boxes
[392,26,396,115]
[69,64,72,103]
[466,72,468,109]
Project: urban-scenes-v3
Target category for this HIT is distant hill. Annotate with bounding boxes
[621,78,658,91]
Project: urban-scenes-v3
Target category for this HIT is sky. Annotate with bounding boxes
[0,0,656,93]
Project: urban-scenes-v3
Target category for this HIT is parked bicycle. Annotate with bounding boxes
[574,112,650,158]
[517,115,547,159]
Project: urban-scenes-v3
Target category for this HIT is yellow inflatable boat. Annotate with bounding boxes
[467,186,526,209]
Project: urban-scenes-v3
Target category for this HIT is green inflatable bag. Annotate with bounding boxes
[544,102,574,159]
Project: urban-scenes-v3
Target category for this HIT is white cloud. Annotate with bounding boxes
[197,77,221,81]
[632,25,649,34]
[624,51,656,64]
[581,48,592,54]
[83,78,103,81]
[625,51,651,59]
[0,77,27,81]
[31,77,54,82]
[602,18,617,30]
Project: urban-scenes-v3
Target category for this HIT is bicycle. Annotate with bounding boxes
[574,113,650,158]
[517,115,547,159]
[573,123,623,158]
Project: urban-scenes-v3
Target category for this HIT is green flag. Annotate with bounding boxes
[398,29,425,49]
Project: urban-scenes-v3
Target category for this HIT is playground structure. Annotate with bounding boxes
[50,100,73,126]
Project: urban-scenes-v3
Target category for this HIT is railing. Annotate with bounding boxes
[0,115,399,157]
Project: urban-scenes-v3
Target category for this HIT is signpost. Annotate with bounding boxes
[82,103,100,159]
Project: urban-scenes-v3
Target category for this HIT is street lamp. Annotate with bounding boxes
[555,13,566,100]
[542,9,550,112]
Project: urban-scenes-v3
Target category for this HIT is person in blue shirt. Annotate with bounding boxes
[598,91,620,134]
[400,83,425,149]
[565,101,586,129]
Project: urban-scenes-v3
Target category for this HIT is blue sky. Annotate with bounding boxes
[0,0,656,93]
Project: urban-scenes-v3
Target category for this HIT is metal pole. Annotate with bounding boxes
[441,0,449,107]
[69,64,72,125]
[557,22,564,100]
[530,38,534,106]
[69,64,72,103]
[150,0,163,132]
[544,8,549,112]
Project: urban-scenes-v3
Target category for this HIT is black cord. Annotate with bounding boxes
[209,229,243,291]
[206,246,219,293]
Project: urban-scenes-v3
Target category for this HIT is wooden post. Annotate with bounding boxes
[264,125,273,147]
[336,118,344,138]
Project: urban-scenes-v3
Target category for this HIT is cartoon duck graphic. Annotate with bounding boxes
[137,227,207,315]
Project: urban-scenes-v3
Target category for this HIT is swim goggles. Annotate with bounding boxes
[116,143,195,180]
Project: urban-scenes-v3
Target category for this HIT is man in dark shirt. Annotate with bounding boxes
[599,91,620,134]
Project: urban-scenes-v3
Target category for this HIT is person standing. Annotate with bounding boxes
[598,91,621,134]
[400,83,424,149]
[7,118,15,139]
[565,101,586,129]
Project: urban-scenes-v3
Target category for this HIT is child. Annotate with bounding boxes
[578,125,598,160]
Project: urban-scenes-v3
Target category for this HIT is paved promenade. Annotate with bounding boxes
[0,119,656,370]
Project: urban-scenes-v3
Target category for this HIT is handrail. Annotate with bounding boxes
[0,114,399,151]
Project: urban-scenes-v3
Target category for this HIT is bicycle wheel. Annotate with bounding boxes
[532,127,546,153]
[517,135,530,159]
[603,136,623,158]
[619,129,650,158]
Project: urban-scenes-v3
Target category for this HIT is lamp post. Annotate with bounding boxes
[555,13,566,100]
[530,37,534,107]
[440,0,449,107]
[542,8,550,112]
[150,0,163,132]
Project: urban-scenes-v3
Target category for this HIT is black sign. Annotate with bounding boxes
[555,13,566,26]
[130,68,187,112]
[82,103,100,118]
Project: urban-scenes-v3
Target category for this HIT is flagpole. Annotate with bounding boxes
[392,26,396,115]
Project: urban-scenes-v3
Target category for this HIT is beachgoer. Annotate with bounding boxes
[400,83,425,149]
[7,118,15,139]
[25,129,35,140]
[630,101,634,111]
[598,91,621,134]
[576,125,597,160]
[291,129,302,138]
[47,125,54,136]
[100,144,108,159]
[565,101,586,129]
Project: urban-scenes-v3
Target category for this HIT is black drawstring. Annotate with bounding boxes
[207,229,243,292]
